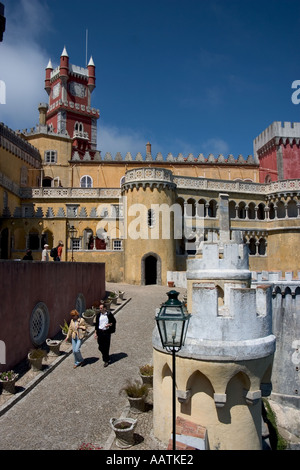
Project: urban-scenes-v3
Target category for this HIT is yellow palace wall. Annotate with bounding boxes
[153,348,273,450]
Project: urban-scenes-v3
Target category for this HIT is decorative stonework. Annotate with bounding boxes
[122,167,176,192]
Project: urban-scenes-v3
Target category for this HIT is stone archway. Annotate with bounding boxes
[141,252,162,285]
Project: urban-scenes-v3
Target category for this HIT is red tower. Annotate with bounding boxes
[254,121,300,182]
[44,47,99,159]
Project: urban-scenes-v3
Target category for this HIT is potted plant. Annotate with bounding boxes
[82,309,95,326]
[103,299,112,310]
[121,379,148,414]
[60,319,69,337]
[118,291,125,300]
[28,348,47,372]
[46,338,62,356]
[139,364,153,387]
[110,417,137,448]
[0,370,19,395]
[108,291,118,305]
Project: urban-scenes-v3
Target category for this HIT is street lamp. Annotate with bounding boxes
[68,225,77,262]
[155,290,191,450]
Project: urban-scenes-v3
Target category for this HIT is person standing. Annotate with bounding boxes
[56,241,64,261]
[41,244,49,261]
[65,309,86,368]
[94,304,116,367]
[23,249,33,260]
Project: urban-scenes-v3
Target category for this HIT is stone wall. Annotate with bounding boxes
[0,260,105,371]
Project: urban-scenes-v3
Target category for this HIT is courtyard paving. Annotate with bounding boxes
[0,282,186,451]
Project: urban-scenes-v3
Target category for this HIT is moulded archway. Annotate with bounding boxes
[141,252,162,285]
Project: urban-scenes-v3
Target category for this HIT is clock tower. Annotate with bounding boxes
[44,47,99,159]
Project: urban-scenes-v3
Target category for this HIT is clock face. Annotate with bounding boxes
[69,82,86,98]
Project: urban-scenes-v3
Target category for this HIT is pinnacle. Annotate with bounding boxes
[61,46,68,57]
[46,59,53,69]
[88,56,95,66]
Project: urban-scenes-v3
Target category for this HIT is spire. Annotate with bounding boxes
[61,46,68,57]
[88,56,95,66]
[46,59,53,69]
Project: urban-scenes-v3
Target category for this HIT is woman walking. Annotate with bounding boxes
[65,309,86,368]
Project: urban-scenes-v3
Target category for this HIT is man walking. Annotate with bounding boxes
[94,304,116,367]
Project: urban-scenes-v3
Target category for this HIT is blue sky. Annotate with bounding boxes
[0,0,299,159]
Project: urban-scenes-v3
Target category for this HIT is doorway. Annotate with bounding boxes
[141,252,162,285]
[145,255,157,285]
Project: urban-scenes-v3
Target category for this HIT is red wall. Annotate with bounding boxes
[259,147,278,183]
[0,261,105,371]
[282,144,300,179]
[259,143,300,182]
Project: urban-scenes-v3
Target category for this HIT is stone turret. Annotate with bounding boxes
[153,231,276,450]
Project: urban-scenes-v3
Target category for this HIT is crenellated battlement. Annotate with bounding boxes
[0,122,41,165]
[253,121,300,158]
[181,235,276,361]
[98,151,257,165]
[251,270,300,295]
[252,270,300,282]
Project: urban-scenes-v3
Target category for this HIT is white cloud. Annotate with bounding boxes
[98,123,148,157]
[202,138,229,155]
[0,0,51,130]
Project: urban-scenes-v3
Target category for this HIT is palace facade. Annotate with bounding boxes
[1,48,300,286]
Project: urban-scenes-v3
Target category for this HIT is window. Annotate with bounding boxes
[44,150,57,164]
[28,232,39,250]
[30,302,50,346]
[80,175,93,188]
[75,122,84,133]
[71,239,80,251]
[113,240,122,251]
[20,166,28,186]
[148,209,155,228]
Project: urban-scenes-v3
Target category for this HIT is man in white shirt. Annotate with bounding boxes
[41,244,49,261]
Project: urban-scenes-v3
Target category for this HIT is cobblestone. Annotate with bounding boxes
[0,282,186,451]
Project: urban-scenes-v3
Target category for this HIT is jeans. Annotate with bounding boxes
[72,337,83,365]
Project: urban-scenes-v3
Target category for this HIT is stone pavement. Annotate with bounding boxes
[0,282,186,451]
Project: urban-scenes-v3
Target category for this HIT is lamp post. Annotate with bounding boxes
[155,290,190,450]
[67,224,77,262]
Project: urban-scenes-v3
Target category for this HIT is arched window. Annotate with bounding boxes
[258,238,266,255]
[269,203,275,219]
[277,201,285,218]
[75,122,84,133]
[248,202,256,219]
[248,238,256,255]
[186,198,196,217]
[148,209,155,228]
[265,174,272,183]
[208,200,217,218]
[288,200,297,218]
[197,199,206,217]
[257,203,265,220]
[238,202,246,219]
[229,201,236,219]
[80,175,93,188]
